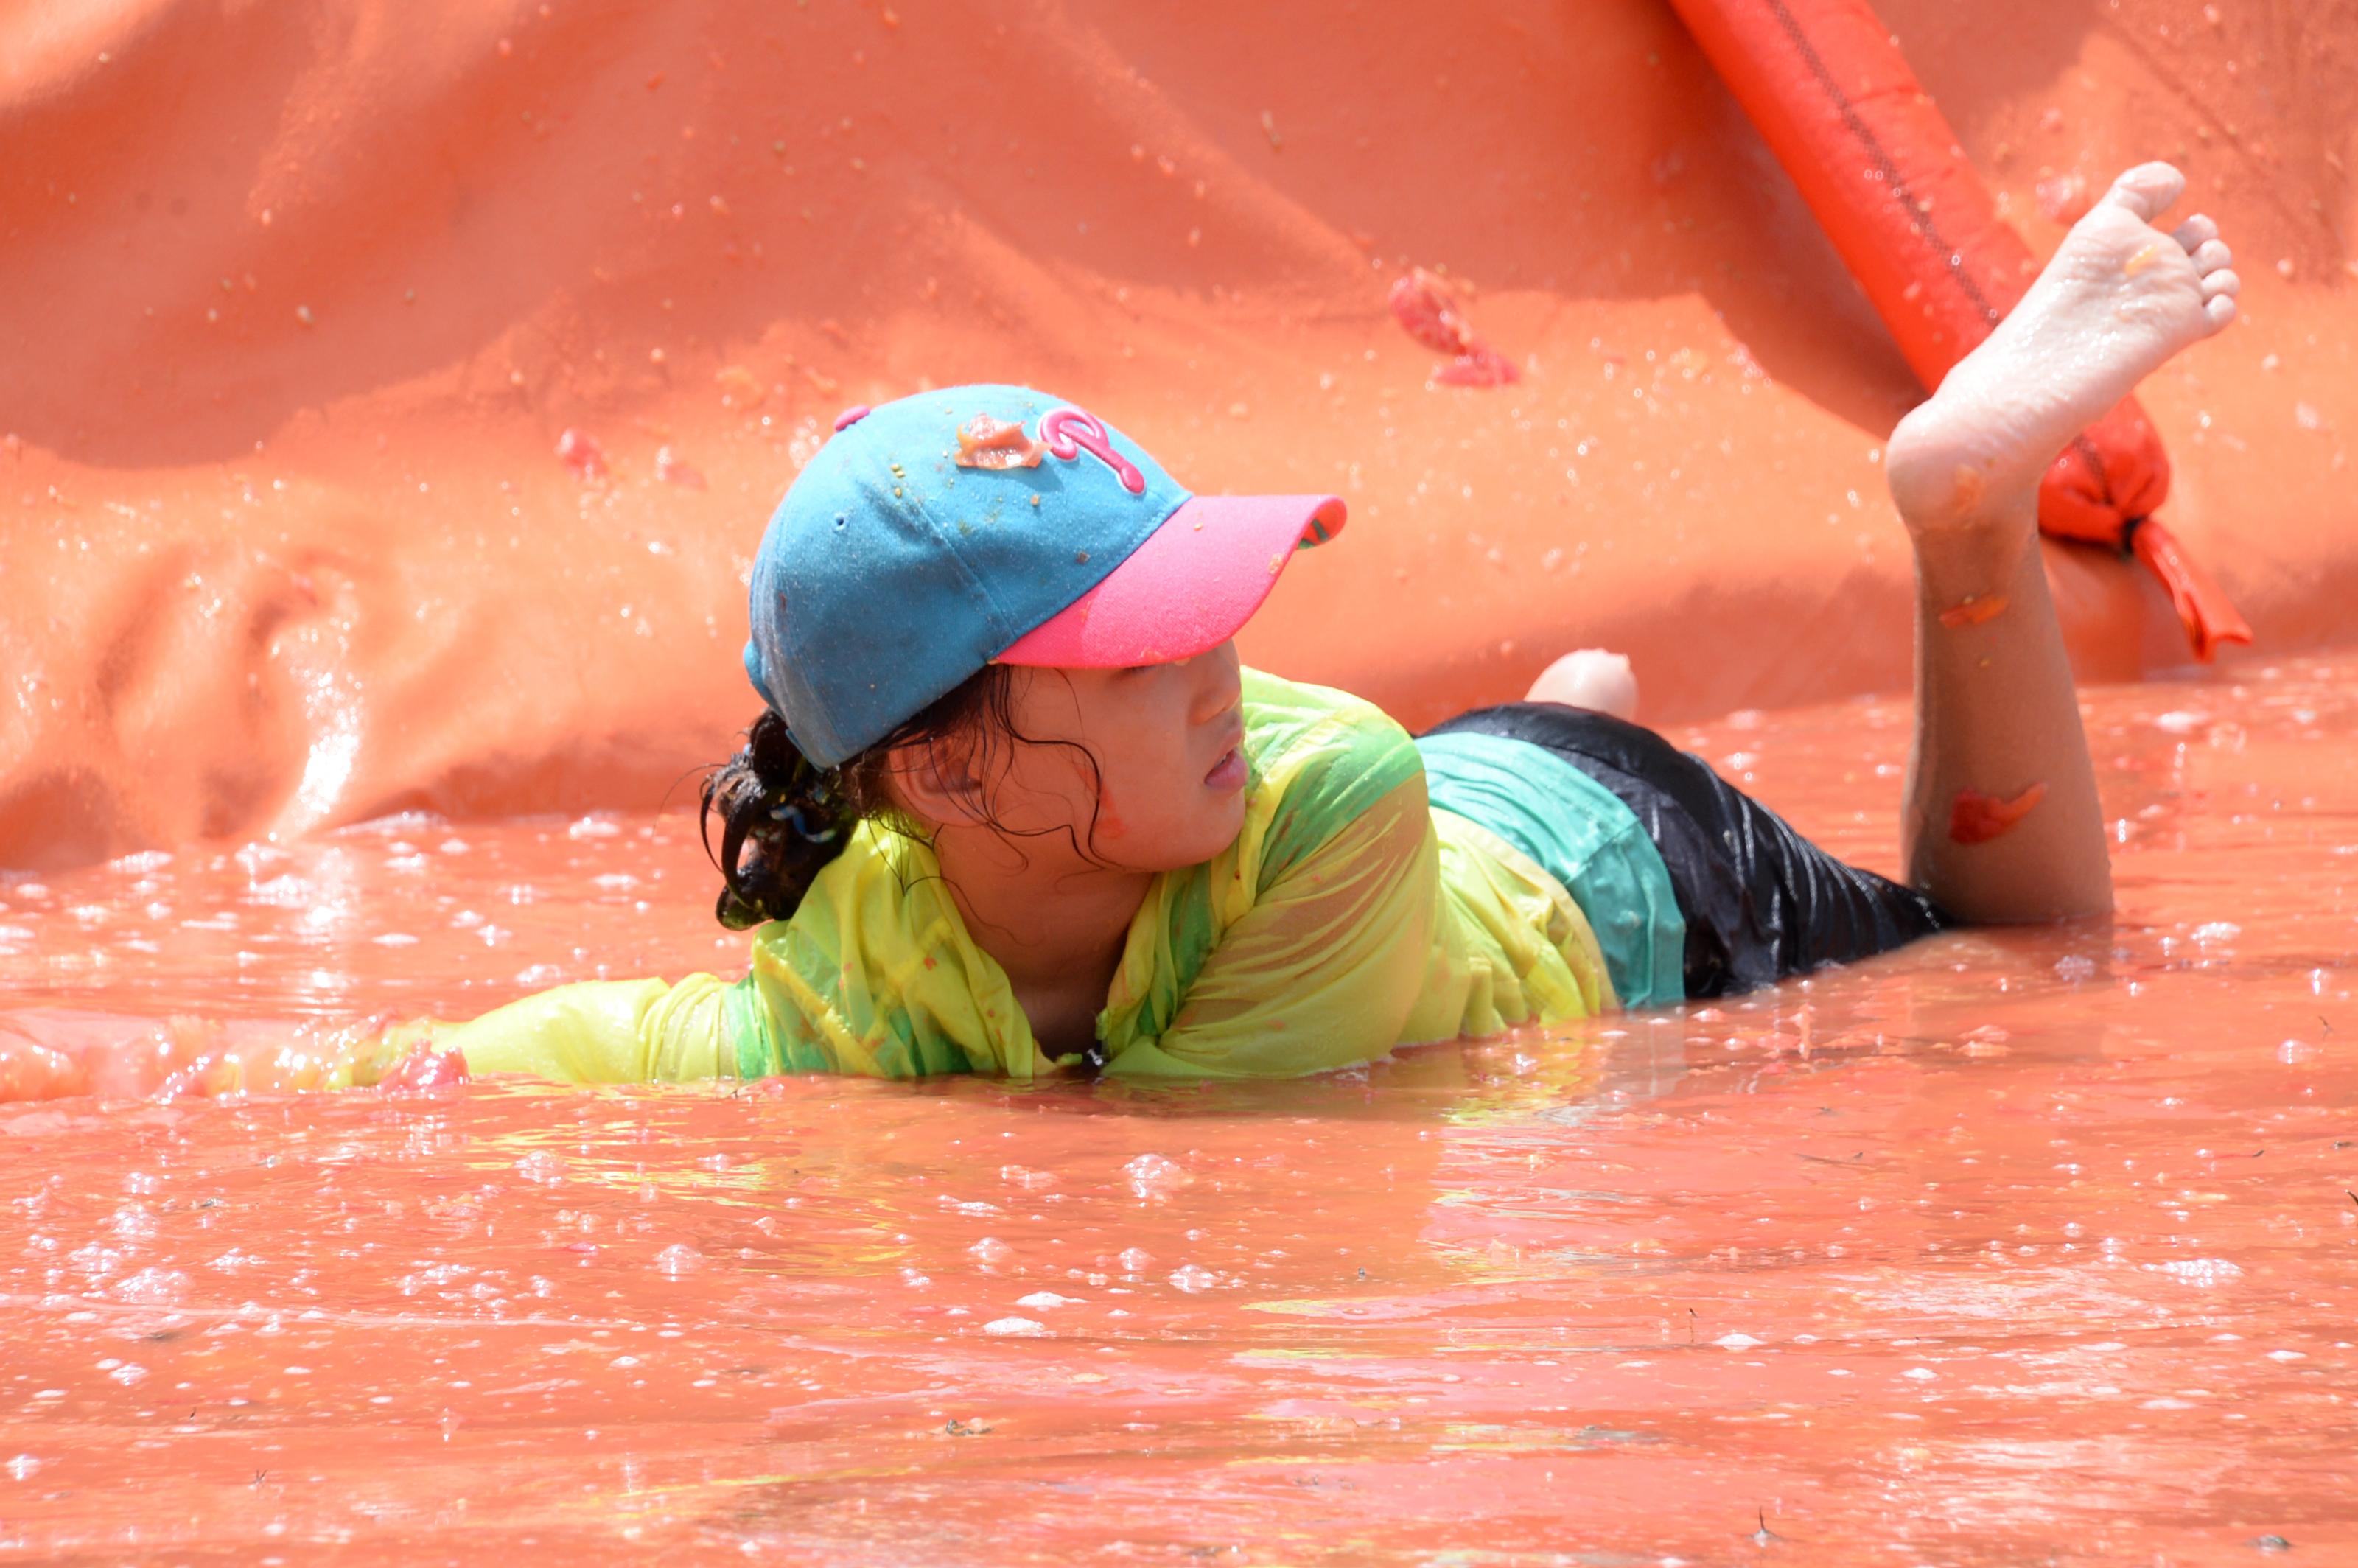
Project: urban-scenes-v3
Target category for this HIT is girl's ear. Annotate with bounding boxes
[886,738,989,830]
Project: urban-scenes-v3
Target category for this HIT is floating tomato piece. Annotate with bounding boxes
[555,427,608,480]
[1435,346,1519,387]
[953,413,1046,470]
[1388,267,1474,356]
[1389,269,1517,386]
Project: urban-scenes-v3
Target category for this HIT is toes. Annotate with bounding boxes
[2200,267,2242,301]
[2205,294,2239,330]
[2099,161,2187,223]
[2189,238,2233,274]
[2172,213,2220,253]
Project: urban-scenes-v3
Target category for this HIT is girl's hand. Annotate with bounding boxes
[377,1040,471,1093]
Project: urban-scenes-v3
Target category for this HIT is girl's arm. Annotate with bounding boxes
[412,974,741,1084]
[0,973,741,1105]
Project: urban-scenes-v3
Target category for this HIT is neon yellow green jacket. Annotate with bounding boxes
[409,672,1613,1083]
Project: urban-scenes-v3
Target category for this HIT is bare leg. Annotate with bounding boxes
[1884,162,2240,923]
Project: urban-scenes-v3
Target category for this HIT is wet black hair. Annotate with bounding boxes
[699,664,1107,929]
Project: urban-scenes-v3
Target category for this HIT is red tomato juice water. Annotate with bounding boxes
[0,662,2352,1564]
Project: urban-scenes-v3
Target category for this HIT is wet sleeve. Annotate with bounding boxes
[727,850,1023,1081]
[430,975,739,1084]
[1104,772,1440,1079]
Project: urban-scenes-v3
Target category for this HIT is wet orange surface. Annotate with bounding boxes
[7,0,2358,1557]
[4,659,2353,1564]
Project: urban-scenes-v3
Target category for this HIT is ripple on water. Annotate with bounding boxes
[0,665,2354,1561]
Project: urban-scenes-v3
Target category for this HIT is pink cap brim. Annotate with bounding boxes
[996,494,1346,668]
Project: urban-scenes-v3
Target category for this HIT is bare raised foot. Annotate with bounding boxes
[1886,162,2239,534]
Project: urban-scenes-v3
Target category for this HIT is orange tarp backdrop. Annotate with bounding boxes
[4,0,2354,869]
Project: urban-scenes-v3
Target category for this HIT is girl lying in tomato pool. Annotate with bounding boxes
[364,163,2239,1086]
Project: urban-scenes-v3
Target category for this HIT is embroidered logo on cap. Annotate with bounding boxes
[1039,407,1145,495]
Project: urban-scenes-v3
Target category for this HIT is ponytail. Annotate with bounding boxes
[699,663,1080,930]
[699,710,857,929]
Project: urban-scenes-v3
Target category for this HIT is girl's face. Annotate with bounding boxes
[922,642,1249,874]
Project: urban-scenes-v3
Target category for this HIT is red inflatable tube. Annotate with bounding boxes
[1665,0,2251,659]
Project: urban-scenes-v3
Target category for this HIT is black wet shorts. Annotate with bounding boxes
[1422,703,1951,999]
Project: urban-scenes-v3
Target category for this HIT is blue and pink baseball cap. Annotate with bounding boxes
[743,384,1345,768]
